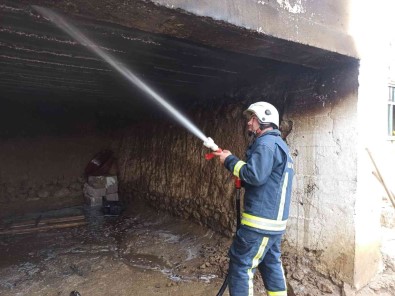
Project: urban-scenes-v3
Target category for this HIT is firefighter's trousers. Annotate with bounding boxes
[228,227,287,296]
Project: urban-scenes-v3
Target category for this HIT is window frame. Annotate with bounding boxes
[388,84,395,139]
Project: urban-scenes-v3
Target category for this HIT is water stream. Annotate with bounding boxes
[33,6,210,143]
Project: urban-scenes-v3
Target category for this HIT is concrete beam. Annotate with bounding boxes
[151,0,358,60]
[6,0,357,69]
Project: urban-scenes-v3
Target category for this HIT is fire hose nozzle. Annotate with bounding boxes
[204,137,222,160]
[203,137,219,152]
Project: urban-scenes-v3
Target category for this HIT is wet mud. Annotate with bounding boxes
[0,200,234,296]
[2,200,392,296]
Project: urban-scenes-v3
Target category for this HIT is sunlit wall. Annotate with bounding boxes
[349,0,395,288]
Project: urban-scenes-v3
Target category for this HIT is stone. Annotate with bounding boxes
[193,211,200,219]
[317,281,333,293]
[342,283,355,296]
[381,207,395,229]
[83,183,106,197]
[292,270,305,281]
[369,281,382,291]
[28,188,37,199]
[88,176,107,188]
[86,195,103,206]
[105,193,119,201]
[382,253,395,272]
[69,182,82,191]
[53,188,71,199]
[105,176,118,192]
[37,189,50,198]
[6,185,16,195]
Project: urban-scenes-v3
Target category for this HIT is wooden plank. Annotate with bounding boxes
[372,171,395,208]
[367,148,395,209]
[0,215,86,231]
[0,221,88,235]
[38,215,86,225]
[9,215,85,228]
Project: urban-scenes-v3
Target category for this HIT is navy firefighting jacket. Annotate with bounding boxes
[224,129,294,234]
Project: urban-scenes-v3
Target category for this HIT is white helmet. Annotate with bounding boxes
[243,102,279,128]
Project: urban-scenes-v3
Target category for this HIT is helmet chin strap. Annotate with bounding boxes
[248,124,264,137]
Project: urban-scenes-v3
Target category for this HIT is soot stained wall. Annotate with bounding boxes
[285,65,359,285]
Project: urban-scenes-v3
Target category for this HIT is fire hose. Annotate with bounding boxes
[204,137,241,296]
[215,176,241,296]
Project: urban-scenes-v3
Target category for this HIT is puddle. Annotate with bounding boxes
[123,253,172,270]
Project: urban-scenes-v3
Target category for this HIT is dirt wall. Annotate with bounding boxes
[119,103,246,236]
[117,62,309,235]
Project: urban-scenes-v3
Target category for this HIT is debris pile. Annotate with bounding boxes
[83,176,119,207]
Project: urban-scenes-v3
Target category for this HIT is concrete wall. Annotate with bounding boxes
[285,66,360,285]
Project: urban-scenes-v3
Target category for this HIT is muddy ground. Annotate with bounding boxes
[0,200,394,296]
[0,201,237,296]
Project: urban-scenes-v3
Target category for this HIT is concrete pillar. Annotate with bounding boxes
[284,66,360,285]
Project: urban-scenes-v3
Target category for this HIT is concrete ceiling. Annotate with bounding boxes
[0,0,357,135]
[1,3,256,102]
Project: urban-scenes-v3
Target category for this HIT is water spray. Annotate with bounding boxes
[33,6,220,153]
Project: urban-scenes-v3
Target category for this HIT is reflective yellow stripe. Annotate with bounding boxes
[242,213,287,231]
[280,263,287,291]
[248,236,269,296]
[277,172,288,221]
[267,291,287,296]
[233,160,246,178]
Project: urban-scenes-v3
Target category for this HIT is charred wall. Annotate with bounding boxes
[285,65,359,286]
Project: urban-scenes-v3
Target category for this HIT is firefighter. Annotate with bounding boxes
[214,102,294,296]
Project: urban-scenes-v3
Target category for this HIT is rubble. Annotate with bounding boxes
[83,175,119,207]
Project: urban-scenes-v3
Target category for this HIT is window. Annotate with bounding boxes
[389,85,395,137]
